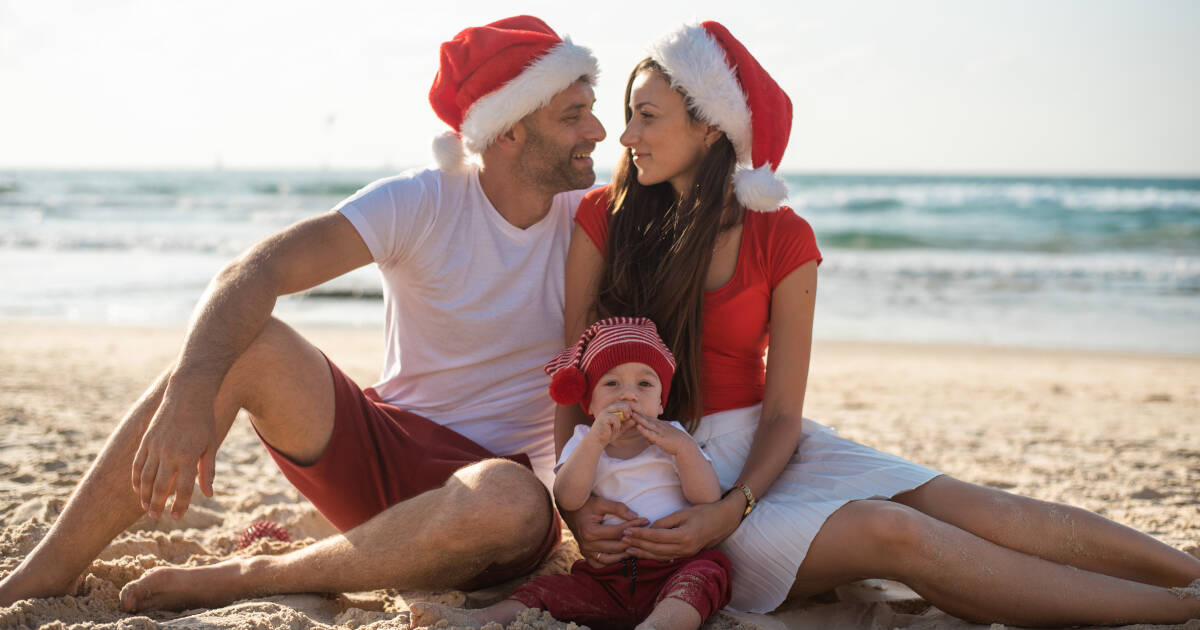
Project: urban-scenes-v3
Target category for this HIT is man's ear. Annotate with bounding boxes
[493,120,526,151]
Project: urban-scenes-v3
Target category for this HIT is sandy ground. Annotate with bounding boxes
[1,321,1198,629]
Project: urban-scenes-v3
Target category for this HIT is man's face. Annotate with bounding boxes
[517,80,606,193]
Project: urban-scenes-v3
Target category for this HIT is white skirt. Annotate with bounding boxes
[693,404,941,613]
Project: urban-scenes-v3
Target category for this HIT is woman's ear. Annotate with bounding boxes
[704,125,723,148]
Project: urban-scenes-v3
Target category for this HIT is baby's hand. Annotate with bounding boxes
[587,404,634,445]
[633,415,694,456]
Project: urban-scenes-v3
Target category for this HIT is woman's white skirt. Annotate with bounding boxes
[693,404,941,613]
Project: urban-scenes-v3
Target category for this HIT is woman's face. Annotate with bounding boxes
[620,70,713,196]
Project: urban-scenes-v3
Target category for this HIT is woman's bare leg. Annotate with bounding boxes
[789,500,1200,625]
[895,476,1200,586]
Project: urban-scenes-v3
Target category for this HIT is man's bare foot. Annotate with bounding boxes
[120,561,258,612]
[0,565,79,607]
[409,602,489,628]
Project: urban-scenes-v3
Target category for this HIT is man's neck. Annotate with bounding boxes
[477,164,556,230]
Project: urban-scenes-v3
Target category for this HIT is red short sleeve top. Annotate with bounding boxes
[575,187,822,416]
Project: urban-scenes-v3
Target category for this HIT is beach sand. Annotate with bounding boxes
[1,321,1197,629]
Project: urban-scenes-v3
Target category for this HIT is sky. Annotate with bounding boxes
[1,0,1198,175]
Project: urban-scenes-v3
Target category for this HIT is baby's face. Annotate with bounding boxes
[587,362,664,422]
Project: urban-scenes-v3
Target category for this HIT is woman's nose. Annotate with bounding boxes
[619,122,637,147]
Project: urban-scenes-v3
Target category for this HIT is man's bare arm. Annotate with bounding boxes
[132,210,374,519]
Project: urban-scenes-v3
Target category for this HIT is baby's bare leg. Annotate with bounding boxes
[636,598,703,630]
[409,599,526,628]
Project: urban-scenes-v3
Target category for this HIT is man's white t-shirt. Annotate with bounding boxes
[336,165,588,488]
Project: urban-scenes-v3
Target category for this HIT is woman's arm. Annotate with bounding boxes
[554,226,604,457]
[622,260,818,559]
[730,260,818,504]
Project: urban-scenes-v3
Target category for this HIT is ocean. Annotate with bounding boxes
[1,169,1197,354]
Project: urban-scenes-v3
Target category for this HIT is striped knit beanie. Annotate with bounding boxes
[544,317,676,413]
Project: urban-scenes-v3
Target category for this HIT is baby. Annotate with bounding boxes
[411,317,731,630]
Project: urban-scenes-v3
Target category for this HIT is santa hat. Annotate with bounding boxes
[544,317,676,413]
[647,21,792,212]
[428,15,599,172]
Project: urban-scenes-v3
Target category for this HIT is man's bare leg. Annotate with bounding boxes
[0,317,336,605]
[120,457,553,611]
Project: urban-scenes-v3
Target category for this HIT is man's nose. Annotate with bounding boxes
[586,112,606,143]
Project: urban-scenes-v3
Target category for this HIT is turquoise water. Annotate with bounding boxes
[1,169,1197,353]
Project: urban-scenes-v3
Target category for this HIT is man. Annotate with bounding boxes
[0,15,605,611]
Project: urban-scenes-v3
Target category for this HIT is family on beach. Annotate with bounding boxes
[1,15,1197,629]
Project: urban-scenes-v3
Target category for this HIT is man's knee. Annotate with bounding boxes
[448,459,552,544]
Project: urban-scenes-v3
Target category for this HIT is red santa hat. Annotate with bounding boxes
[544,317,676,413]
[647,21,792,212]
[428,15,599,172]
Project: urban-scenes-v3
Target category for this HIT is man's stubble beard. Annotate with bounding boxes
[519,125,596,194]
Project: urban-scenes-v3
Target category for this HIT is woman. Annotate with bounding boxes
[556,21,1200,625]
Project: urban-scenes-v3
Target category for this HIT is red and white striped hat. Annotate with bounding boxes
[544,317,676,412]
[428,15,599,172]
[647,21,792,212]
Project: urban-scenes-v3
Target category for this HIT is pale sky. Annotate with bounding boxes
[1,0,1197,175]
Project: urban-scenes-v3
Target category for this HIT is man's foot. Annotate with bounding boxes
[409,602,489,628]
[120,561,256,612]
[0,565,79,607]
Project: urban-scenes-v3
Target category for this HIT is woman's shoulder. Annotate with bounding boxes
[746,206,817,240]
[579,185,613,210]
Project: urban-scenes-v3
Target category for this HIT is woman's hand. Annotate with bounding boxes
[621,492,745,561]
[561,495,650,567]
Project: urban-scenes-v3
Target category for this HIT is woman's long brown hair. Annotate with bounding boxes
[595,59,743,430]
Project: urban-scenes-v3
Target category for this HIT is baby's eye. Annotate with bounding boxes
[639,380,654,387]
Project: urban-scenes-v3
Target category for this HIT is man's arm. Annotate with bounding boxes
[132,210,374,519]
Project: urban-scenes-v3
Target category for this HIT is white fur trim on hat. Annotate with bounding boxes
[459,38,599,155]
[648,24,752,168]
[734,164,787,212]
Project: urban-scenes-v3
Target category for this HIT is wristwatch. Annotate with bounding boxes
[724,483,757,520]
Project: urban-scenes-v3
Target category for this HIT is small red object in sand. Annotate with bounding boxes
[237,521,290,549]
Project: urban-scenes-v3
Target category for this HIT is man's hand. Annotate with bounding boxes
[130,387,219,519]
[561,495,650,568]
[621,495,744,561]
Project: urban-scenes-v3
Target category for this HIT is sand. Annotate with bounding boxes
[1,321,1198,630]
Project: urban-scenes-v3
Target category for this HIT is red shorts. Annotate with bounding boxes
[258,356,560,589]
[508,550,732,629]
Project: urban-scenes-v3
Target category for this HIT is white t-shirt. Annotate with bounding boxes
[557,422,712,524]
[337,166,589,488]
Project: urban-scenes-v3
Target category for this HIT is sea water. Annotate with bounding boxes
[1,169,1197,354]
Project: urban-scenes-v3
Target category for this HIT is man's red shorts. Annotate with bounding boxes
[256,356,561,589]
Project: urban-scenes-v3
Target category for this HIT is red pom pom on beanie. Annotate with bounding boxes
[549,366,587,405]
